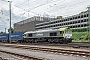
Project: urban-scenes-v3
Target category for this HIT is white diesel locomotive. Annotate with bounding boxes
[23,27,72,43]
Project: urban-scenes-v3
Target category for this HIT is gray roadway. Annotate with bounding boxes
[0,46,90,60]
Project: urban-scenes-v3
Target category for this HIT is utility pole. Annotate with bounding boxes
[8,0,12,43]
[88,6,90,40]
[5,28,6,33]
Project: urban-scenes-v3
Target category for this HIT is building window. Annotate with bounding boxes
[73,26,75,28]
[75,17,77,19]
[75,21,77,23]
[70,26,72,28]
[87,14,88,17]
[84,24,87,27]
[81,15,83,18]
[63,19,65,21]
[84,19,87,22]
[57,21,60,23]
[58,24,60,26]
[72,21,74,24]
[68,18,69,21]
[75,25,77,28]
[84,14,87,17]
[70,22,72,24]
[81,20,83,22]
[62,23,63,25]
[70,18,72,20]
[66,19,67,21]
[78,20,80,23]
[66,23,67,25]
[78,16,80,18]
[81,24,83,27]
[64,23,66,25]
[78,25,80,27]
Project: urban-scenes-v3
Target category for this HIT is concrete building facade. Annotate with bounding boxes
[14,16,55,32]
[36,12,88,30]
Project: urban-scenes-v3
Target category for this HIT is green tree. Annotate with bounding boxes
[56,16,62,19]
[0,32,5,34]
[8,27,14,33]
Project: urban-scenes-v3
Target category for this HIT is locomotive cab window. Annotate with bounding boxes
[23,34,26,36]
[65,30,72,34]
[60,31,64,34]
[28,34,32,37]
[23,34,26,38]
[50,32,57,36]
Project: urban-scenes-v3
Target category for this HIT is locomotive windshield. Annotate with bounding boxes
[65,30,72,34]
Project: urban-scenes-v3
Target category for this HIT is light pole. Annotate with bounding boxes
[8,0,12,43]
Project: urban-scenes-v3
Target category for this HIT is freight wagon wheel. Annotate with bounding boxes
[29,40,33,43]
[48,39,53,43]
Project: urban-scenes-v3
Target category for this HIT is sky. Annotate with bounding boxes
[0,0,90,33]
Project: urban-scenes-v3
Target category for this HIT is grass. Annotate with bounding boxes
[72,39,90,42]
[72,32,90,42]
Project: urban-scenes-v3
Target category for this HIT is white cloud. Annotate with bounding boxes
[0,0,90,32]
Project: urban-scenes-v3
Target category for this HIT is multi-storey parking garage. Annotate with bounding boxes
[36,12,88,30]
[14,16,55,32]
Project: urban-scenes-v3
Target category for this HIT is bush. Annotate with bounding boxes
[72,28,88,32]
[72,32,89,42]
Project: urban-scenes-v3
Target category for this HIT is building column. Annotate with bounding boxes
[88,6,90,40]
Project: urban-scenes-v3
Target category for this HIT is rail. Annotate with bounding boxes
[0,49,43,60]
[0,44,90,57]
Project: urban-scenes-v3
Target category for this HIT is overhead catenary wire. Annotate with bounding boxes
[0,0,89,21]
[9,0,53,19]
[45,0,88,17]
[47,0,88,13]
[10,0,65,19]
[1,0,89,18]
[0,0,89,22]
[12,0,60,14]
[1,1,90,20]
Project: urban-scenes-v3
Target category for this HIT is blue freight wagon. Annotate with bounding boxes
[0,32,24,43]
[10,32,24,43]
[0,34,9,42]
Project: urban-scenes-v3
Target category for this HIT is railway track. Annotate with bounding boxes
[0,43,90,57]
[20,42,90,48]
[0,51,42,60]
[0,57,3,60]
[0,45,43,60]
[0,50,43,60]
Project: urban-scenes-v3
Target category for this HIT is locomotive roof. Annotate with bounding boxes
[24,27,71,34]
[24,31,36,34]
[24,29,59,34]
[36,27,71,33]
[36,29,60,33]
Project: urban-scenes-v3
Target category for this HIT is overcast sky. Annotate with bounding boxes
[0,0,90,32]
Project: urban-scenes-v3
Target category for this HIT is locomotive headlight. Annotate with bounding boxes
[65,34,72,38]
